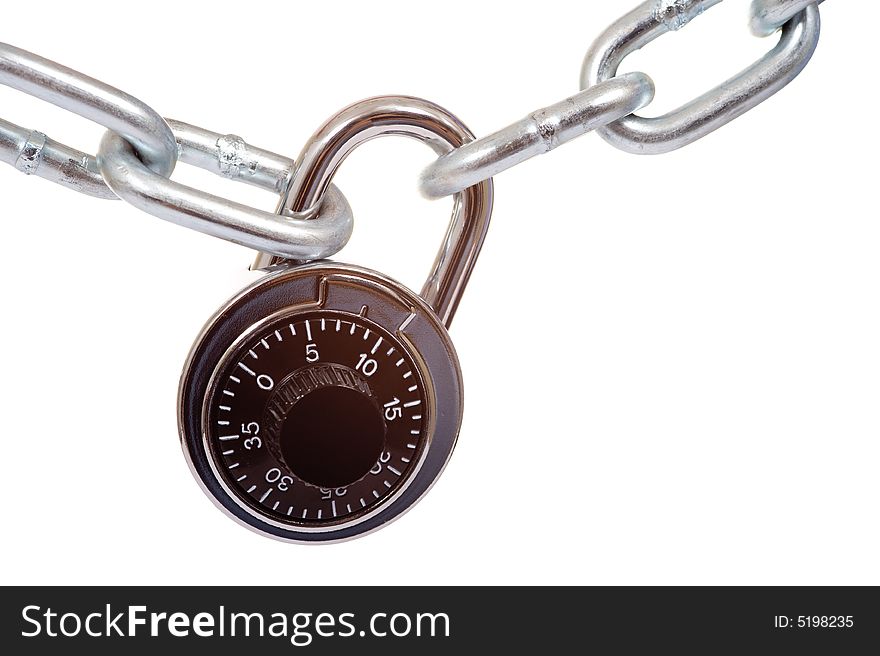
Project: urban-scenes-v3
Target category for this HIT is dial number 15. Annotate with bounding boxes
[383,398,402,421]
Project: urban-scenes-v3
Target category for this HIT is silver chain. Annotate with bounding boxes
[0,0,828,258]
[750,0,825,36]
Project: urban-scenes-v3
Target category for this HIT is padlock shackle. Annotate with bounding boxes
[272,96,494,328]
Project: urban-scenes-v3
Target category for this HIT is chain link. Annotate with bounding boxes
[0,43,354,260]
[0,43,176,198]
[580,0,820,155]
[98,124,354,261]
[417,0,826,196]
[1,1,832,250]
[751,0,825,36]
[418,73,654,199]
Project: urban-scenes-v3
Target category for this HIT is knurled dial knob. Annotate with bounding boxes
[262,363,386,491]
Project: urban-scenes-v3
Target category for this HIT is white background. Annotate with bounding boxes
[1,1,877,585]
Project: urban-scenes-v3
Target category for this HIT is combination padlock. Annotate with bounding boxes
[179,97,493,542]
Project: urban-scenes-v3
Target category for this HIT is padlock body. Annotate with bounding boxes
[179,262,462,542]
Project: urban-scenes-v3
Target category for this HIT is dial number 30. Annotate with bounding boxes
[266,468,293,491]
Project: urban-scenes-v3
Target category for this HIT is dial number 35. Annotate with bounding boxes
[242,422,262,450]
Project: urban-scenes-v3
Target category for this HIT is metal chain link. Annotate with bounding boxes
[0,43,176,198]
[0,1,830,253]
[419,73,655,199]
[420,0,827,196]
[580,0,820,155]
[0,43,353,260]
[751,0,825,36]
[98,124,353,261]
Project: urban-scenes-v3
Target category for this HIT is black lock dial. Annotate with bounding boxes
[206,311,427,526]
[180,263,464,543]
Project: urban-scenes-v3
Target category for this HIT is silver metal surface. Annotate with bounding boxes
[418,73,655,199]
[168,119,294,194]
[0,43,177,196]
[0,119,116,199]
[259,96,494,328]
[751,0,824,37]
[0,44,352,260]
[652,0,721,30]
[98,127,354,261]
[581,0,821,154]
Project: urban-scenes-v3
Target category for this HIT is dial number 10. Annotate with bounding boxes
[356,353,378,377]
